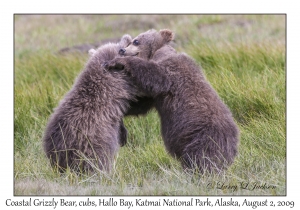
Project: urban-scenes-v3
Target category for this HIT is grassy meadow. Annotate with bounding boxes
[14,15,286,195]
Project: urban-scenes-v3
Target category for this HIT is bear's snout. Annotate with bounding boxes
[119,48,126,55]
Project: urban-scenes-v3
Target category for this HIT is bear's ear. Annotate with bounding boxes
[120,34,132,47]
[159,29,174,43]
[88,48,96,57]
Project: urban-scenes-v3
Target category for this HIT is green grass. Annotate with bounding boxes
[14,14,286,195]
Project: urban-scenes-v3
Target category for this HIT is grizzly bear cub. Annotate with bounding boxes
[43,35,147,173]
[106,29,239,173]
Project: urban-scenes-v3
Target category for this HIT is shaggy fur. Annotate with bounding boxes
[107,29,239,173]
[43,35,146,173]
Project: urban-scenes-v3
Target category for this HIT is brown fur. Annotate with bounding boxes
[43,35,146,173]
[107,29,239,173]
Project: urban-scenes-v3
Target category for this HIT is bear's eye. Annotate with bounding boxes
[133,40,139,46]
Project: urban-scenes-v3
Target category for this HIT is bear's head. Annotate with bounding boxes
[87,34,133,71]
[81,33,146,103]
[119,29,174,60]
[89,34,132,58]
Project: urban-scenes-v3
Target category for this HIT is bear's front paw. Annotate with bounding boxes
[105,58,127,71]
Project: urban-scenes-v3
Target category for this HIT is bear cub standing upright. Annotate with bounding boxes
[43,35,147,173]
[106,29,239,173]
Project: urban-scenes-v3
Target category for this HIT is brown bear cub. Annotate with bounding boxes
[43,35,148,173]
[106,29,239,173]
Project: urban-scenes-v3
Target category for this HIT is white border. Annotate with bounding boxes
[2,1,299,209]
